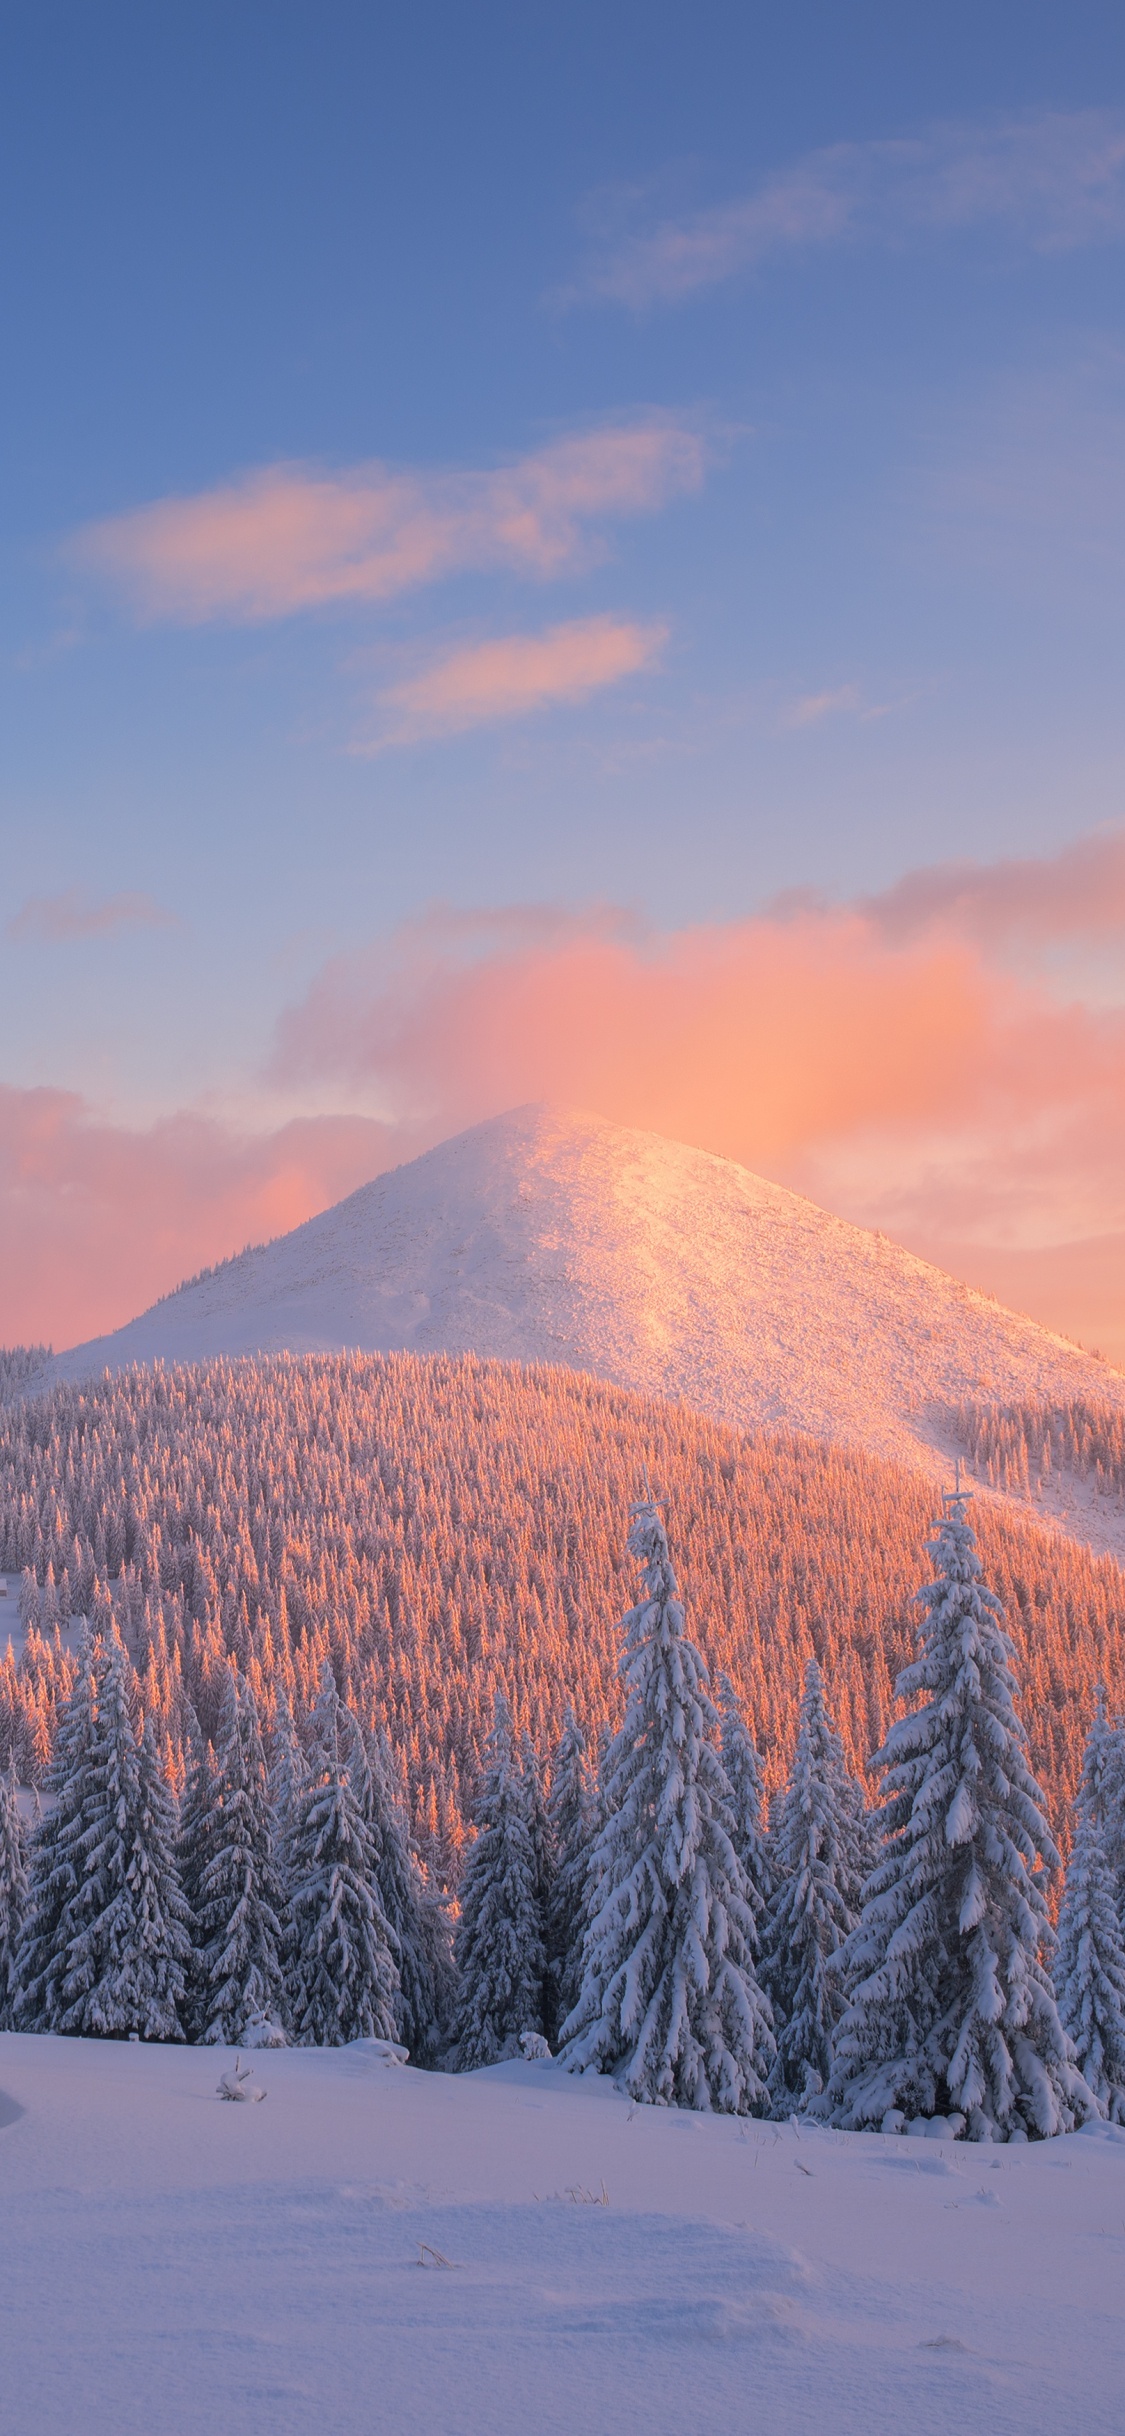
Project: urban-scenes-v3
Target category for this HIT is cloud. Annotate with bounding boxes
[570,110,1125,308]
[70,423,706,625]
[863,826,1125,949]
[268,828,1125,1356]
[368,616,668,745]
[903,1231,1125,1366]
[780,685,863,731]
[269,897,1032,1163]
[5,890,175,944]
[8,828,1125,1359]
[0,1090,394,1348]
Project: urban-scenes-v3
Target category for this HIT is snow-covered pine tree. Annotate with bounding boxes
[15,1624,104,2029]
[56,1627,188,2039]
[0,1761,28,2028]
[717,1674,775,1927]
[828,1488,1092,2140]
[267,1698,303,1902]
[18,1624,190,2039]
[833,1733,879,1919]
[545,1708,595,2042]
[286,1670,398,2045]
[344,1714,452,2060]
[1055,1722,1125,2123]
[521,1727,555,1956]
[191,1667,287,2045]
[451,1689,545,2069]
[1076,1686,1125,1917]
[177,1705,215,2024]
[761,1658,864,2113]
[560,1498,775,2113]
[97,1714,192,2041]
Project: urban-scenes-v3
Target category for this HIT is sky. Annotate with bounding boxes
[4,0,1125,1357]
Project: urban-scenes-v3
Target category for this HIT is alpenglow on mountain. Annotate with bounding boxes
[53,1105,1125,1494]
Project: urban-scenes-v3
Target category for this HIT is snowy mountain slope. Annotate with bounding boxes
[1,2033,1123,2436]
[55,1103,1125,1519]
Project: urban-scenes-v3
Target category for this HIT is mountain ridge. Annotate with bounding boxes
[51,1105,1125,1547]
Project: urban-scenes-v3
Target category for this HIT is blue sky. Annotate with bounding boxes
[4,3,1125,1348]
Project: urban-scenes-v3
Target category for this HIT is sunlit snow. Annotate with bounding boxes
[1,2034,1122,2435]
[52,1106,1125,1550]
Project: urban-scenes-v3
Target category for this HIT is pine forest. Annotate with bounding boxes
[1,1354,1123,1860]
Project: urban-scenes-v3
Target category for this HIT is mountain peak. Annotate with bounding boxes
[53,1107,1125,1532]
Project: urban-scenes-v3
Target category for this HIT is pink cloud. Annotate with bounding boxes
[70,424,705,625]
[269,840,1125,1359]
[574,111,1125,309]
[780,684,863,731]
[370,616,668,744]
[901,1232,1125,1368]
[588,166,853,309]
[271,901,1030,1158]
[0,1090,394,1348]
[6,889,174,944]
[7,828,1125,1363]
[863,825,1125,947]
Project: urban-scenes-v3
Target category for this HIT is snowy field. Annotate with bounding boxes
[2,2036,1124,2436]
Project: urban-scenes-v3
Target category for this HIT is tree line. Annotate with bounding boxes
[2,1484,1124,2142]
[2,1352,1124,1866]
[0,1633,452,2055]
[449,1491,1125,2136]
[957,1395,1125,1506]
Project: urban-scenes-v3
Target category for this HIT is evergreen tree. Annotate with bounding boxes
[390,1834,455,2059]
[267,1698,303,1904]
[286,1671,399,2045]
[1055,1738,1125,2122]
[99,1715,192,2041]
[1076,1685,1125,1916]
[452,1690,545,2069]
[545,1709,595,2042]
[717,1674,775,1926]
[521,1728,555,1959]
[828,1491,1092,2140]
[16,1626,105,2030]
[8,1355,1125,1865]
[833,1734,879,1918]
[177,1706,216,2026]
[346,1716,453,2060]
[0,1761,28,2028]
[192,1667,287,2045]
[560,1499,775,2113]
[17,1626,189,2039]
[761,1659,864,2113]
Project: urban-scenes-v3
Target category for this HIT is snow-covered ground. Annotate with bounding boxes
[48,1106,1125,1552]
[1,2033,1123,2435]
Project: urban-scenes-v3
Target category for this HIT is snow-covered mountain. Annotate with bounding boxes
[54,1104,1125,1509]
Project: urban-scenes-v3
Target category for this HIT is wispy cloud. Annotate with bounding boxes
[70,423,706,625]
[6,889,175,944]
[368,615,668,746]
[862,826,1125,949]
[567,110,1125,309]
[780,685,864,731]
